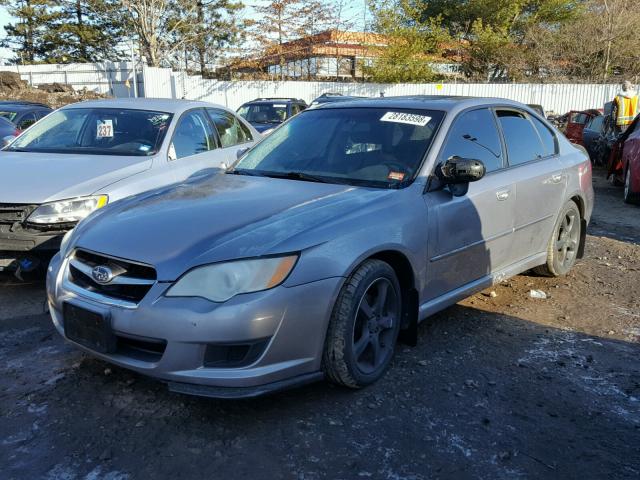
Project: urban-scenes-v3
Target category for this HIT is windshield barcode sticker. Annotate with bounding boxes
[96,119,113,138]
[380,112,431,127]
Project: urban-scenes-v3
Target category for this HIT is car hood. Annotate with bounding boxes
[74,171,396,280]
[0,151,153,204]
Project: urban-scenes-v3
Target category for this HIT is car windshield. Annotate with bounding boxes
[233,107,444,188]
[6,108,173,156]
[237,104,288,124]
[0,110,18,122]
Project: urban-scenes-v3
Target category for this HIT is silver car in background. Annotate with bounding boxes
[0,98,258,274]
[47,96,594,398]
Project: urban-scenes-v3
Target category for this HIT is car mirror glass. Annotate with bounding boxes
[439,156,486,184]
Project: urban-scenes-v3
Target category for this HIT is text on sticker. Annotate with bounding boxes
[380,112,431,127]
[96,119,114,138]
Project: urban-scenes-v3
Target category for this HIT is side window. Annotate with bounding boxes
[18,112,37,130]
[171,110,216,160]
[35,110,50,120]
[496,110,545,166]
[440,108,504,173]
[207,109,250,147]
[530,116,558,157]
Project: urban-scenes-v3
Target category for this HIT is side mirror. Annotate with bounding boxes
[439,156,486,184]
[236,147,249,159]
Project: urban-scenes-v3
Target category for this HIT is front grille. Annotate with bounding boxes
[0,204,37,225]
[67,249,157,304]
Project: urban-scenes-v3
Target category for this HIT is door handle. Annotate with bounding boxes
[496,189,510,201]
[550,173,563,184]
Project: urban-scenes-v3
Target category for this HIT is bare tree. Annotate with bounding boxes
[122,0,197,67]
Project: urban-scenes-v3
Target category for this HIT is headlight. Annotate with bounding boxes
[27,195,108,224]
[166,255,298,302]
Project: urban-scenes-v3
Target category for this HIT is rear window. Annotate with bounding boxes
[7,108,173,156]
[496,110,545,166]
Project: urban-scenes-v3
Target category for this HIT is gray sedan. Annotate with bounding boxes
[46,96,594,398]
[0,98,258,274]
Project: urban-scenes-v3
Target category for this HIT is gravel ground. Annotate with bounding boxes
[1,169,638,480]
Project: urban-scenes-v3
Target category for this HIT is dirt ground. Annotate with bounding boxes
[1,169,638,480]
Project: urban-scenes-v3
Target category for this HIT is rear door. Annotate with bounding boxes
[425,107,515,300]
[167,108,226,180]
[496,109,566,262]
[206,108,256,164]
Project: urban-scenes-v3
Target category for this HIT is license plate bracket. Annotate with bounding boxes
[63,303,116,354]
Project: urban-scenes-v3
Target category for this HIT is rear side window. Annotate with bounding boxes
[530,116,557,157]
[440,108,503,172]
[496,110,545,166]
[207,109,251,147]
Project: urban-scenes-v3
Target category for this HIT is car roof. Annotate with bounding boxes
[242,98,305,105]
[61,98,229,114]
[314,95,530,113]
[0,103,51,111]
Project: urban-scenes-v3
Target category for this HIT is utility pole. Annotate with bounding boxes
[130,43,138,98]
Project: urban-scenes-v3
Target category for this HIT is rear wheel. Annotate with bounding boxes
[533,200,582,277]
[323,259,401,388]
[623,168,640,205]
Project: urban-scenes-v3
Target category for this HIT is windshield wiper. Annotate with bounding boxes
[261,171,333,183]
[226,168,265,177]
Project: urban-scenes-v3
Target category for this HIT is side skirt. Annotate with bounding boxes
[418,252,547,322]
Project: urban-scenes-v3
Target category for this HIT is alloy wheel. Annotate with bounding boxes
[556,209,580,269]
[352,278,399,375]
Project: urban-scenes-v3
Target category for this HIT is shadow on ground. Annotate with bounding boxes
[1,299,638,480]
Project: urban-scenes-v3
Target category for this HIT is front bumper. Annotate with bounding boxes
[47,253,343,397]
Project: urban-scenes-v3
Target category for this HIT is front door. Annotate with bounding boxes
[424,107,515,301]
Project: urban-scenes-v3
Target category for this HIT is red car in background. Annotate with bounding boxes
[564,109,601,145]
[607,115,640,204]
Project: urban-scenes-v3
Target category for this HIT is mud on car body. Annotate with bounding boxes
[47,96,594,398]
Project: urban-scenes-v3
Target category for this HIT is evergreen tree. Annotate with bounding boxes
[1,0,61,63]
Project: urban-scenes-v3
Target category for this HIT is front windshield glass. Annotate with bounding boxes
[233,107,444,188]
[237,104,288,124]
[7,108,173,156]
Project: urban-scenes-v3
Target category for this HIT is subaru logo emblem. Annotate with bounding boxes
[91,265,113,284]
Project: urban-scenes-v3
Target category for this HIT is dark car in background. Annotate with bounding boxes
[607,115,640,204]
[582,114,606,161]
[0,100,52,135]
[309,93,366,108]
[237,98,307,134]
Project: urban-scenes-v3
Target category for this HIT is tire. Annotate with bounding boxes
[323,259,402,388]
[623,168,640,205]
[533,200,582,277]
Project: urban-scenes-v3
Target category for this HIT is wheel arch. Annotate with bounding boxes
[360,249,420,347]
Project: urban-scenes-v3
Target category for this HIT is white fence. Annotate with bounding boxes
[0,61,619,113]
[143,66,619,114]
[0,62,142,98]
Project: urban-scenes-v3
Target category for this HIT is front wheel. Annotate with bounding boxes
[533,200,582,277]
[323,259,401,388]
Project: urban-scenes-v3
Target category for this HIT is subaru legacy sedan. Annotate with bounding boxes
[0,98,258,274]
[47,96,594,398]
